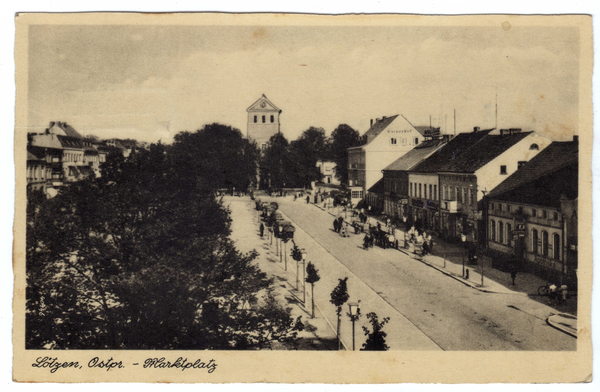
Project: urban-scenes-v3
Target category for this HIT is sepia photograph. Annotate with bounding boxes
[12,11,593,383]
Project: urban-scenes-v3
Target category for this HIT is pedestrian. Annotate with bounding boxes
[510,268,517,286]
[259,222,264,238]
[422,232,430,255]
[363,233,370,250]
[294,194,297,201]
[306,195,310,204]
[333,219,339,233]
[427,233,433,254]
[340,223,348,238]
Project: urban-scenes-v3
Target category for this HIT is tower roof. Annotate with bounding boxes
[246,94,281,112]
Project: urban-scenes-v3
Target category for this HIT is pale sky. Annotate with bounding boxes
[27,23,580,143]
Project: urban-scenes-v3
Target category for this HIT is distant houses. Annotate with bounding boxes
[26,121,139,196]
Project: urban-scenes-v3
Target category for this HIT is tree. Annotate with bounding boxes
[305,262,321,319]
[260,132,293,190]
[26,139,299,350]
[289,126,329,187]
[330,277,349,350]
[329,124,361,184]
[171,123,259,193]
[361,312,390,351]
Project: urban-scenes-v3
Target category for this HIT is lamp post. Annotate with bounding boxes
[298,250,306,291]
[302,253,307,305]
[347,302,361,351]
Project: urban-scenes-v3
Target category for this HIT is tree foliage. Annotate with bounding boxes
[289,127,329,187]
[260,132,294,190]
[26,131,300,350]
[330,124,361,184]
[361,312,390,351]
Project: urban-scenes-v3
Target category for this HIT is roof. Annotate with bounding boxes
[361,115,399,145]
[27,150,44,161]
[57,135,84,149]
[443,131,532,173]
[367,177,385,193]
[411,129,494,173]
[383,138,448,172]
[48,121,84,139]
[246,94,281,112]
[487,141,579,204]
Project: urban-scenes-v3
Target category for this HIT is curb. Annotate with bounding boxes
[546,313,577,338]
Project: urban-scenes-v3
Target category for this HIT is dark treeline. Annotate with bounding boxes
[26,123,303,350]
[260,124,361,190]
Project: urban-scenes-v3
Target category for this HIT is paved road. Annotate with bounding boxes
[270,196,575,351]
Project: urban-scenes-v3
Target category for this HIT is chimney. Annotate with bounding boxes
[49,121,55,128]
[473,126,480,133]
[573,135,579,142]
[370,119,373,127]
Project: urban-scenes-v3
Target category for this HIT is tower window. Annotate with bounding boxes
[254,115,257,123]
[262,116,266,123]
[270,115,274,123]
[500,165,507,174]
[390,138,397,145]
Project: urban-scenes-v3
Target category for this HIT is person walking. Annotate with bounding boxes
[510,268,517,286]
[306,195,310,204]
[259,222,264,238]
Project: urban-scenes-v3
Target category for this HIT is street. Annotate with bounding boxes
[228,195,576,351]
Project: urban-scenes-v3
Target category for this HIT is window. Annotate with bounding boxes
[532,209,537,217]
[443,185,447,200]
[530,143,539,150]
[462,188,467,204]
[261,143,267,151]
[433,185,437,200]
[507,204,511,213]
[410,183,413,197]
[542,231,549,257]
[491,202,495,210]
[270,115,274,123]
[428,185,432,200]
[390,138,397,145]
[418,184,422,198]
[456,186,461,202]
[414,137,419,145]
[254,115,257,123]
[471,189,476,205]
[262,115,266,123]
[553,212,559,220]
[542,210,547,219]
[506,223,512,246]
[531,229,538,254]
[490,220,496,241]
[553,233,560,260]
[351,190,364,199]
[500,165,507,175]
[498,221,504,243]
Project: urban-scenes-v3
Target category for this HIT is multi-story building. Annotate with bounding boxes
[381,136,449,223]
[246,94,282,151]
[408,127,551,242]
[485,139,578,286]
[347,115,427,206]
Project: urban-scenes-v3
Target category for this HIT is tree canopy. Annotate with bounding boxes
[26,131,300,350]
[330,124,361,184]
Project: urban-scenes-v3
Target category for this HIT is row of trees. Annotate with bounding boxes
[260,124,361,190]
[26,123,302,349]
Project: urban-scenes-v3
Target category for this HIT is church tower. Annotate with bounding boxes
[246,94,281,150]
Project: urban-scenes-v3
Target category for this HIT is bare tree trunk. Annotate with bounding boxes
[311,283,315,318]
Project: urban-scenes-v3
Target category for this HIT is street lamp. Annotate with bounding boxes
[347,302,361,351]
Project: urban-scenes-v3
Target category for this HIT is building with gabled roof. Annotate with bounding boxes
[246,94,282,150]
[381,137,450,220]
[407,127,551,242]
[347,114,428,205]
[485,139,578,286]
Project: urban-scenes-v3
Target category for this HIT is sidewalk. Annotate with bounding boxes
[547,313,577,338]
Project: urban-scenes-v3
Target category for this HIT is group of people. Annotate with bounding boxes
[405,226,434,256]
[333,216,350,237]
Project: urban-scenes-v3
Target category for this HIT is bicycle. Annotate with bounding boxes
[538,283,550,296]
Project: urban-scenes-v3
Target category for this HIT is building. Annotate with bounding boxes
[347,115,428,205]
[381,137,450,222]
[407,127,551,242]
[246,94,282,151]
[316,160,340,185]
[485,139,578,286]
